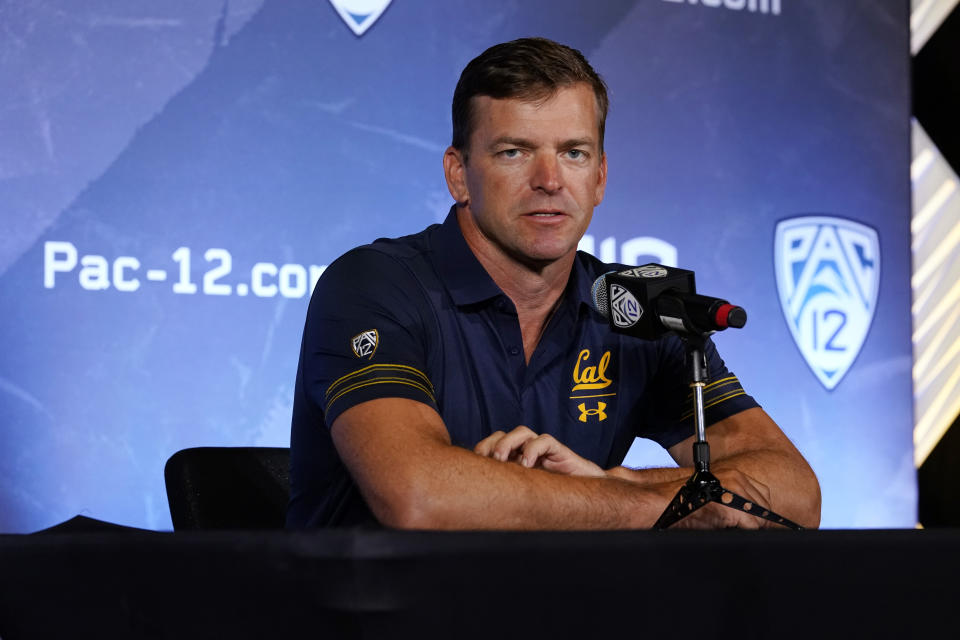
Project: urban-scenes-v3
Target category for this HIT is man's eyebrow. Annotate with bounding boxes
[560,137,596,149]
[489,136,535,148]
[488,136,598,149]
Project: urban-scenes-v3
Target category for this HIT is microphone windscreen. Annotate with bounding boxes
[590,272,614,318]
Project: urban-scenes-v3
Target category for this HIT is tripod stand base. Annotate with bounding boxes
[654,469,803,530]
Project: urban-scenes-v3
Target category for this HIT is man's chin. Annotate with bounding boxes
[508,243,577,271]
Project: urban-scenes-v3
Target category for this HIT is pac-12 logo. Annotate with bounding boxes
[619,264,668,279]
[609,283,642,328]
[329,0,392,36]
[774,216,880,390]
[351,329,379,359]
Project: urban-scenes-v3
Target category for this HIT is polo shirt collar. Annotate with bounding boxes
[569,253,598,314]
[432,207,503,306]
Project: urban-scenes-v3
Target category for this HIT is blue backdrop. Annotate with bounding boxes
[0,0,912,532]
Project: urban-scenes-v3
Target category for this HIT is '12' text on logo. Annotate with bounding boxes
[774,216,879,390]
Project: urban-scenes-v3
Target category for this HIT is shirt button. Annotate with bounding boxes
[508,346,521,356]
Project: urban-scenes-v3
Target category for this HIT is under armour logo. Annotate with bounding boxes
[578,402,607,423]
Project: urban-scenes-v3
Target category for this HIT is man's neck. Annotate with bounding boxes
[456,208,574,361]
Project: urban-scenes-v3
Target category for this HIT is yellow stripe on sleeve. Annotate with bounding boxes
[684,376,738,401]
[326,363,434,398]
[325,378,436,414]
[680,389,747,422]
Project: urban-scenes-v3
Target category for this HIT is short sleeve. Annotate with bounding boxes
[638,334,759,449]
[298,247,438,428]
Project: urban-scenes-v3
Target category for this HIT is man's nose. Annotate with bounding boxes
[530,153,562,194]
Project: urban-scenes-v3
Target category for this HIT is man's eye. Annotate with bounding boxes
[566,149,586,160]
[500,149,520,158]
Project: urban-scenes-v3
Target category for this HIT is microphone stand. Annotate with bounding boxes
[652,332,803,530]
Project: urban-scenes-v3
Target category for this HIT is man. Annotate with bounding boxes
[287,37,820,530]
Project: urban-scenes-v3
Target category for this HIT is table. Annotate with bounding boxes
[1,526,955,638]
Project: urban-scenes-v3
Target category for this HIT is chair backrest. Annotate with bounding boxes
[164,447,290,530]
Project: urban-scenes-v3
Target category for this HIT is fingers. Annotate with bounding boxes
[474,426,536,462]
[717,468,772,511]
[667,470,775,529]
[491,425,536,462]
[668,500,763,530]
[473,430,506,457]
[708,472,772,529]
[474,426,605,478]
[520,434,606,477]
[516,433,560,468]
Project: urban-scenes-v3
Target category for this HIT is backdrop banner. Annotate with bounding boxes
[0,0,912,531]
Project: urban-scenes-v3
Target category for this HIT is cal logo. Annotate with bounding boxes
[774,216,880,390]
[572,349,612,391]
[351,329,379,359]
[329,0,392,37]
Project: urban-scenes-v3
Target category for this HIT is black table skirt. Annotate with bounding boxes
[1,526,955,638]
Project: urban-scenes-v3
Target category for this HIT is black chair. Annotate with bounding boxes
[164,447,290,530]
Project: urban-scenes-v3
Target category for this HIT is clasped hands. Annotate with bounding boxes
[473,425,606,478]
[473,425,775,529]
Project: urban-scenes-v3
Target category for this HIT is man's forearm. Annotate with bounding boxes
[386,442,673,530]
[606,447,820,528]
[333,398,679,530]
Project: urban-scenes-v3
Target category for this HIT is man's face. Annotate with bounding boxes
[444,83,607,268]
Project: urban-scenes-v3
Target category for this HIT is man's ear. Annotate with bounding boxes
[594,152,608,207]
[443,146,470,205]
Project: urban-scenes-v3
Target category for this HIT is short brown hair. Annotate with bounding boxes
[451,37,609,158]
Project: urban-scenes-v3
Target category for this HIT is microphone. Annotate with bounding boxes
[590,263,746,339]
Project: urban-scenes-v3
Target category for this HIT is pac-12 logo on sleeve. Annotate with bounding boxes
[774,216,880,390]
[351,330,379,359]
[329,0,392,36]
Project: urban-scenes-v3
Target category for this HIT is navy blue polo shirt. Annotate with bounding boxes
[287,209,758,528]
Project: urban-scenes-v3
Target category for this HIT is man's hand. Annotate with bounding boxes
[648,407,820,529]
[660,468,776,529]
[474,426,606,478]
